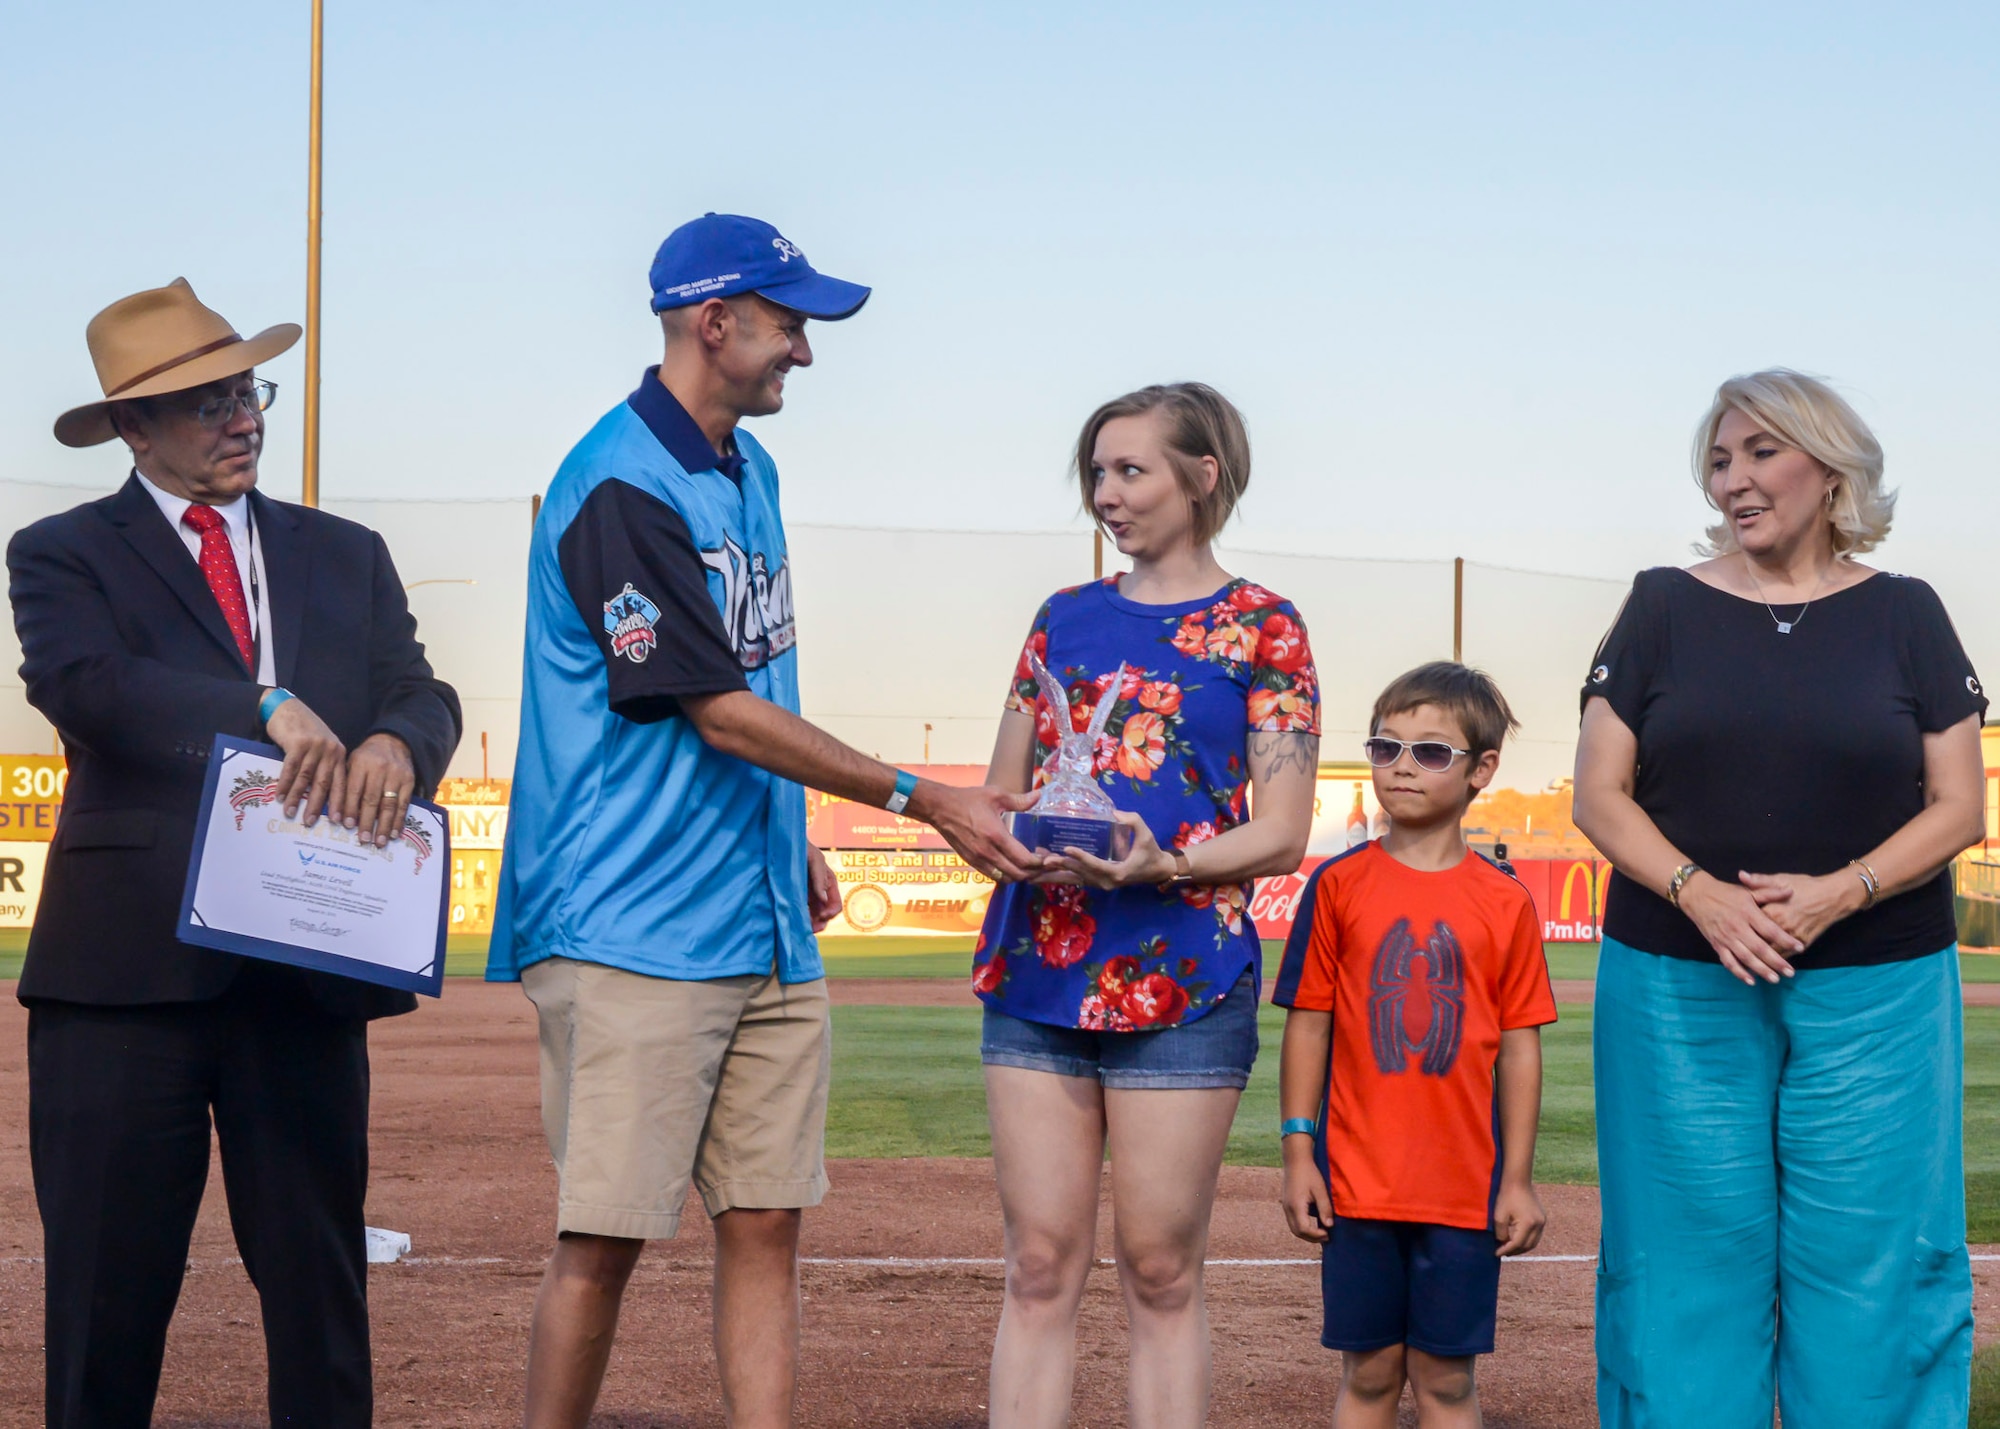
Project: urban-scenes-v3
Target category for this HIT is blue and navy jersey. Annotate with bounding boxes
[487,369,818,984]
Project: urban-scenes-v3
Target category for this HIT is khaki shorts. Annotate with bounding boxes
[521,957,831,1239]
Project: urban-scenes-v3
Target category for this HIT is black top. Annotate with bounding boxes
[1582,566,1985,968]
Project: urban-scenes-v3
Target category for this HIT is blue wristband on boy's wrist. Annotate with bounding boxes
[884,769,918,815]
[1280,1117,1317,1139]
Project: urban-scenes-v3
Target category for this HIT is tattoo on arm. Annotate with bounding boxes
[1249,731,1320,780]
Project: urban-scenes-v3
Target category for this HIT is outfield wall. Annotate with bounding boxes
[0,761,1612,944]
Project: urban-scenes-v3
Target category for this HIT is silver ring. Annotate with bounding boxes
[383,789,401,798]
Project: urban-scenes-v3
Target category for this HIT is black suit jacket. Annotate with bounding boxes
[7,475,462,1020]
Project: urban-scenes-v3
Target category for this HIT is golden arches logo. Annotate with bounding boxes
[1557,861,1611,920]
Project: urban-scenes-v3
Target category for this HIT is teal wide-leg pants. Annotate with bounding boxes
[1594,937,1971,1429]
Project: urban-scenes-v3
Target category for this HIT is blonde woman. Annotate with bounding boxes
[1574,370,1984,1427]
[973,383,1319,1427]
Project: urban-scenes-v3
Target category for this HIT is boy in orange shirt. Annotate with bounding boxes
[1276,662,1557,1428]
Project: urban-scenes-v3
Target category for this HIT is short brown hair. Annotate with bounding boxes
[1074,383,1250,546]
[1371,662,1519,758]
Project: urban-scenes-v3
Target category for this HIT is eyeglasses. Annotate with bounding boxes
[179,380,278,429]
[1362,737,1469,772]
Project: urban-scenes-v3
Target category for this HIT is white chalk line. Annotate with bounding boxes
[11,1253,2000,1269]
[809,1255,1595,1268]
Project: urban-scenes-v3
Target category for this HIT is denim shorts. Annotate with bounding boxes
[979,967,1259,1089]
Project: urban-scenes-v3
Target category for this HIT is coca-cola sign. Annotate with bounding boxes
[1248,860,1325,939]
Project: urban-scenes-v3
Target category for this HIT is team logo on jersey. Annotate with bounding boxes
[701,536,796,669]
[603,583,661,664]
[1368,917,1465,1077]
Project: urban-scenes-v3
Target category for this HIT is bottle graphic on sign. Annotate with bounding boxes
[1345,784,1369,848]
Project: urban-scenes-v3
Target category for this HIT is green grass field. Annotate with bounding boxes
[1976,1347,2000,1429]
[822,998,2000,1244]
[825,1001,1603,1184]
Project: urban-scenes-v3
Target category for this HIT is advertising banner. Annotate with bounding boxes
[0,755,67,842]
[1510,857,1610,942]
[805,766,986,851]
[0,756,1610,945]
[449,849,502,937]
[1308,767,1383,856]
[437,779,511,934]
[1242,857,1610,945]
[0,841,48,927]
[822,848,996,937]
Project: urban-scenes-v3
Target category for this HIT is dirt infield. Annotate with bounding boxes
[2,979,1997,1428]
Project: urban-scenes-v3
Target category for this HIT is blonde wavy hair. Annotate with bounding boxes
[1691,369,1895,556]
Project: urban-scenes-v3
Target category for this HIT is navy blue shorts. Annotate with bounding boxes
[1320,1216,1501,1358]
[979,968,1258,1089]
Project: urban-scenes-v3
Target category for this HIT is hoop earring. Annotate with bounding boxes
[1824,486,1836,508]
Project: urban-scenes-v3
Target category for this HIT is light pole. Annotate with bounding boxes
[303,0,325,508]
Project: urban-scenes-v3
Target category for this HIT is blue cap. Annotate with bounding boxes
[648,213,871,321]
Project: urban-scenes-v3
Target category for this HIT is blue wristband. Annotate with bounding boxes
[885,769,918,816]
[1280,1117,1317,1139]
[258,686,295,726]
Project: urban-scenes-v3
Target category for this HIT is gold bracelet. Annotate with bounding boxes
[1849,859,1881,909]
[1667,862,1700,909]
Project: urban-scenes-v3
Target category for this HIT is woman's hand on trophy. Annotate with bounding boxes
[1049,812,1175,890]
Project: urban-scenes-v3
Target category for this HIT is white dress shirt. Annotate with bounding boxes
[136,471,278,686]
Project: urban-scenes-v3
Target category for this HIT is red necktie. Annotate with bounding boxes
[181,504,254,669]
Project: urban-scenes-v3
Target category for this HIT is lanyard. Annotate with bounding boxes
[245,502,263,676]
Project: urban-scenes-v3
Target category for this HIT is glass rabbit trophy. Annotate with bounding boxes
[1010,653,1136,862]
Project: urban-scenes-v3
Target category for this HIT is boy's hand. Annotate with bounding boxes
[1492,1179,1546,1257]
[1280,1143,1334,1244]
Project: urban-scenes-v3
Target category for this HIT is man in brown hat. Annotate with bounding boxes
[10,278,462,1427]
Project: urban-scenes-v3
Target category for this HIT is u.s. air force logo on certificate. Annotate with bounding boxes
[603,583,661,663]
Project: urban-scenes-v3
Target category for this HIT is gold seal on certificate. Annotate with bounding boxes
[177,734,450,994]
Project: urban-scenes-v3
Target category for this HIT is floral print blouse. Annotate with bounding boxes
[972,577,1321,1031]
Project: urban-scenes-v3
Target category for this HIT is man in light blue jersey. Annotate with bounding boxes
[491,213,1039,1429]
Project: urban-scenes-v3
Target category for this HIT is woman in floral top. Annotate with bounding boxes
[974,383,1319,1426]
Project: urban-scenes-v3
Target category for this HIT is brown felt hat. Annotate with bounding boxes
[53,278,301,448]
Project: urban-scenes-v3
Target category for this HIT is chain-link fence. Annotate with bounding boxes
[0,480,1662,791]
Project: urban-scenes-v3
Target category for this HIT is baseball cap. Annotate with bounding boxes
[648,213,871,321]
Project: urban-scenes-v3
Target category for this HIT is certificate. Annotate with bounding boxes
[177,734,449,995]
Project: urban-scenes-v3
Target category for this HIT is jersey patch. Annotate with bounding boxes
[701,536,796,669]
[604,583,661,664]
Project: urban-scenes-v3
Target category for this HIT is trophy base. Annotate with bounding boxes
[1012,811,1133,862]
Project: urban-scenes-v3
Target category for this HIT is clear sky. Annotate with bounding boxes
[3,1,1996,596]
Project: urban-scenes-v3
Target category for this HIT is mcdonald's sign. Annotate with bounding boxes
[1511,857,1610,941]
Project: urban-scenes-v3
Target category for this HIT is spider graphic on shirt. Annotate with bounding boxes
[1367,918,1465,1077]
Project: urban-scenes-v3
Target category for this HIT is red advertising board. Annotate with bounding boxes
[805,765,987,851]
[1247,856,1610,944]
[1508,857,1611,942]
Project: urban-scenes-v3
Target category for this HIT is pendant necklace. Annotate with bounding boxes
[1743,555,1834,635]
